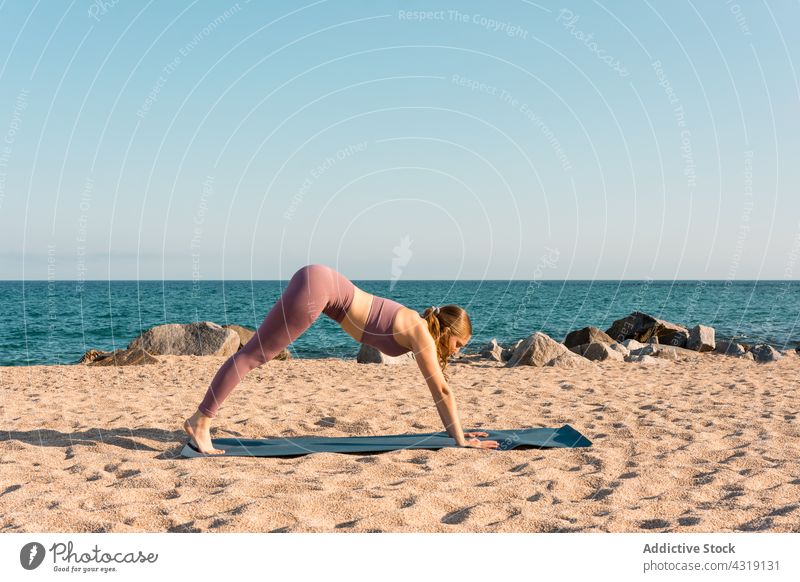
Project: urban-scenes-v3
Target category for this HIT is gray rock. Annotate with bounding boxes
[628,344,658,357]
[356,344,416,365]
[546,352,596,369]
[606,311,689,347]
[501,340,523,362]
[128,321,240,357]
[84,347,159,366]
[563,326,615,349]
[505,332,588,368]
[748,344,783,363]
[658,328,689,347]
[570,342,625,362]
[608,342,630,357]
[78,349,110,364]
[479,338,504,362]
[622,339,647,351]
[687,324,716,352]
[629,344,702,361]
[714,340,746,357]
[223,324,256,347]
[625,354,667,365]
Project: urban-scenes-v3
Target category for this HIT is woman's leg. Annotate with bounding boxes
[196,264,332,418]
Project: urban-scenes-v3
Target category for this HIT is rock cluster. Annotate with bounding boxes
[76,311,794,368]
[78,322,291,366]
[471,312,792,368]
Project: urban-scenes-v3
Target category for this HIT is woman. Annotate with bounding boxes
[183,263,499,454]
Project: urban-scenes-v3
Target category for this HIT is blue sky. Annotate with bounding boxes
[0,0,798,280]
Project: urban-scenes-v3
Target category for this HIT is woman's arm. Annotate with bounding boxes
[431,381,467,445]
[413,334,468,445]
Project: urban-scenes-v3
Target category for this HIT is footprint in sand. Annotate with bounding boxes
[692,469,717,485]
[441,505,474,525]
[721,450,746,464]
[736,517,773,531]
[640,519,671,530]
[1,485,21,497]
[167,520,201,533]
[117,469,141,479]
[487,507,522,527]
[227,503,253,516]
[767,504,797,517]
[580,453,604,473]
[721,488,745,501]
[586,488,614,501]
[315,416,336,427]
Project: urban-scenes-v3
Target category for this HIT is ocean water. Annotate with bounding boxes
[1,279,798,367]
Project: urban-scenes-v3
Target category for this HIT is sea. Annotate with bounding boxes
[1,279,797,367]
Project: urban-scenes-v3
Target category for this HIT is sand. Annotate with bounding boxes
[1,353,798,533]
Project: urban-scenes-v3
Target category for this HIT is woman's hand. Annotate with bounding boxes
[461,438,500,449]
[464,431,489,438]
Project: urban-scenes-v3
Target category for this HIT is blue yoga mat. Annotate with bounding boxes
[180,424,591,458]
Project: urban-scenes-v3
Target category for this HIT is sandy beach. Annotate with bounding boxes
[1,353,798,533]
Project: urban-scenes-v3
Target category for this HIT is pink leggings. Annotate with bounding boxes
[197,264,354,418]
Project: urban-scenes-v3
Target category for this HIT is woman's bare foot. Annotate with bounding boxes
[183,410,225,454]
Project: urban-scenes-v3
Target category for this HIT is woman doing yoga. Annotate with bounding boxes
[183,263,499,454]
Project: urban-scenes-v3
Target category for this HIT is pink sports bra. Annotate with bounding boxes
[359,296,411,357]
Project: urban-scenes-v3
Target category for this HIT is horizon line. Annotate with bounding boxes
[1,278,796,283]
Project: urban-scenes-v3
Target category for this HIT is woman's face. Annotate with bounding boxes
[448,334,471,357]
